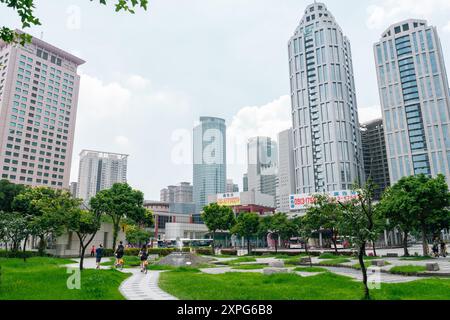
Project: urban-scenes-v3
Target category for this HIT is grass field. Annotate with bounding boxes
[159,269,450,300]
[389,265,427,275]
[0,257,130,300]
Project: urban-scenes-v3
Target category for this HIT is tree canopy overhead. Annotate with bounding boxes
[0,0,149,44]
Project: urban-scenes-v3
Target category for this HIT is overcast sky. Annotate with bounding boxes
[2,0,450,199]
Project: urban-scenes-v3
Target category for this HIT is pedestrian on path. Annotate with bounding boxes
[115,241,125,269]
[139,245,149,274]
[96,244,104,269]
[90,245,95,257]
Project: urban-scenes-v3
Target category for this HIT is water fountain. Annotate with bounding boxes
[156,237,212,267]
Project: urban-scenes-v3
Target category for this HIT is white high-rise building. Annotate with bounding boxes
[374,19,450,184]
[276,129,296,212]
[288,2,364,194]
[247,136,278,199]
[77,150,128,202]
[0,31,84,189]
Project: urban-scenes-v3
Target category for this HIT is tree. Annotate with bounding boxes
[378,174,450,256]
[265,213,292,253]
[125,225,151,247]
[231,212,260,255]
[291,215,314,257]
[89,183,146,250]
[66,209,101,270]
[0,179,26,212]
[306,194,343,254]
[13,187,76,255]
[1,0,149,44]
[338,180,381,300]
[0,212,28,252]
[201,203,236,252]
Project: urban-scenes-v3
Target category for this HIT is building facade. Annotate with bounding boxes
[77,150,128,202]
[276,128,296,212]
[0,32,84,188]
[193,117,227,214]
[360,119,390,199]
[243,173,248,192]
[226,179,239,193]
[247,136,278,199]
[289,2,364,194]
[160,182,193,203]
[374,19,450,184]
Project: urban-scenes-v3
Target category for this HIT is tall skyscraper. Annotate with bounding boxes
[0,31,84,188]
[276,129,296,212]
[288,2,364,194]
[193,117,226,213]
[242,173,248,192]
[360,119,390,200]
[77,150,128,202]
[374,19,450,184]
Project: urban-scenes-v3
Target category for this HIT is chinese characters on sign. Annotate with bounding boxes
[289,190,359,210]
[217,192,241,206]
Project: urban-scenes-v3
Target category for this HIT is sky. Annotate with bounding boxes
[1,0,450,200]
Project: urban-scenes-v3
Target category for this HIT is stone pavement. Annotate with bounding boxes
[66,257,177,300]
[119,269,177,300]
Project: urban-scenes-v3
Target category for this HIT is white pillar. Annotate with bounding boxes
[319,232,323,247]
[384,230,388,247]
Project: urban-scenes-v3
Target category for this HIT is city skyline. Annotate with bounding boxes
[1,0,450,199]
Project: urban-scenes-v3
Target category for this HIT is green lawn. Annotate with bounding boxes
[0,257,130,300]
[294,267,328,273]
[231,264,267,270]
[219,257,257,265]
[389,265,427,275]
[318,258,351,266]
[159,270,450,300]
[351,260,391,270]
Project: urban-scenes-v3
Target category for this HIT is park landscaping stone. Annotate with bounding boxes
[371,260,386,267]
[263,268,288,275]
[269,260,285,268]
[426,263,440,271]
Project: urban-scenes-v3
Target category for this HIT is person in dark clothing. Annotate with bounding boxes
[95,244,104,269]
[115,241,125,269]
[441,240,447,258]
[139,245,149,274]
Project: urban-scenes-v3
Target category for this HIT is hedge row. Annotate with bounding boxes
[195,248,214,255]
[0,250,52,258]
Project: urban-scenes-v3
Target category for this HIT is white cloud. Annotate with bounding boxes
[358,105,383,124]
[444,21,450,33]
[71,73,192,199]
[226,95,291,185]
[366,0,450,30]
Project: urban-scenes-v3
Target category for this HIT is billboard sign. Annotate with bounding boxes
[289,190,359,211]
[217,192,241,206]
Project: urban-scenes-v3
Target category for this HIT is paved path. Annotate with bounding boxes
[66,258,177,301]
[119,269,177,300]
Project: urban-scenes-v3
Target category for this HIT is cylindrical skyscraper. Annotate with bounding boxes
[288,2,364,194]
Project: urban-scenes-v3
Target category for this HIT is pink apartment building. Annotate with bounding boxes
[0,31,85,189]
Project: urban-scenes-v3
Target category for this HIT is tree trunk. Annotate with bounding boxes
[372,241,377,257]
[79,246,86,271]
[274,234,278,254]
[403,232,410,257]
[359,242,370,300]
[38,236,46,256]
[332,231,338,254]
[212,231,216,255]
[421,224,429,256]
[112,219,120,251]
[22,235,28,262]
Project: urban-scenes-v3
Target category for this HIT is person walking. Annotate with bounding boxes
[115,241,125,269]
[139,245,149,274]
[95,244,104,269]
[432,239,440,258]
[440,240,447,258]
[90,245,96,257]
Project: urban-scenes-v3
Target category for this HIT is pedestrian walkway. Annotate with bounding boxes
[119,269,177,300]
[65,258,177,300]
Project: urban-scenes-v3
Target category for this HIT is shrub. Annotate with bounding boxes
[220,249,237,256]
[196,248,213,255]
[0,250,51,259]
[124,248,140,256]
